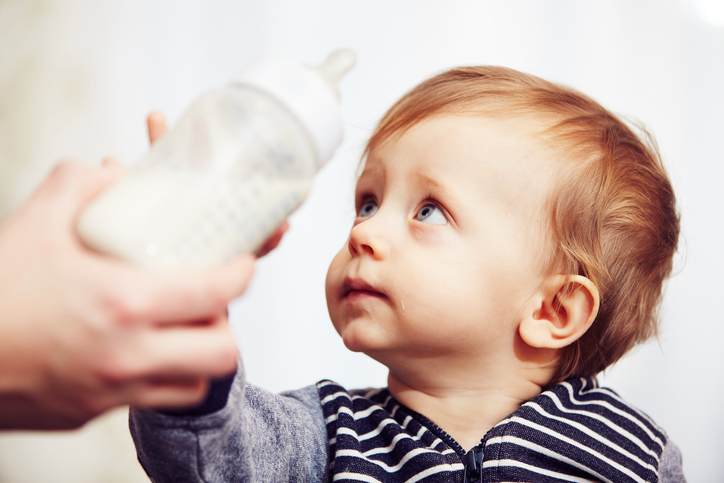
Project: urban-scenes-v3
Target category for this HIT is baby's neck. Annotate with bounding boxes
[387,371,543,452]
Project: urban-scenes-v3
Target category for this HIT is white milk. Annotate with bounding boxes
[79,170,312,269]
[78,50,354,269]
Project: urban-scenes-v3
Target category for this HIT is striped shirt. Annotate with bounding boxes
[319,377,667,483]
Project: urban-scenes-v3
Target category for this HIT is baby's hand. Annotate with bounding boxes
[145,112,289,258]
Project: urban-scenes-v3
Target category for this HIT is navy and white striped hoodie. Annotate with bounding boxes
[130,366,685,482]
[320,377,671,482]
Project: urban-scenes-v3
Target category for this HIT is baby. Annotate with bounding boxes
[130,66,685,482]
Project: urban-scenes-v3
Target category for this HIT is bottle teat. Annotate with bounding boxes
[313,49,356,99]
[234,49,356,167]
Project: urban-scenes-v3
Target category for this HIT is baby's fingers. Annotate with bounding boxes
[256,221,290,258]
[101,156,125,173]
[147,111,167,145]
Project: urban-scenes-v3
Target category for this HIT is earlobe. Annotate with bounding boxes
[519,275,600,349]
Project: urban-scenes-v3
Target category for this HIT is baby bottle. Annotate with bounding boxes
[78,50,355,269]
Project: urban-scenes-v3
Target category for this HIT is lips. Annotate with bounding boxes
[342,278,387,300]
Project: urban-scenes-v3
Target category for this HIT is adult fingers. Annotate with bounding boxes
[104,254,257,325]
[116,315,238,382]
[26,161,120,228]
[126,378,210,409]
[139,328,238,379]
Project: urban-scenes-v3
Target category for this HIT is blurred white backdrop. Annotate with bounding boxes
[0,0,721,481]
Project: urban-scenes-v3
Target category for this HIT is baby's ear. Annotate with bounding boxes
[519,275,600,349]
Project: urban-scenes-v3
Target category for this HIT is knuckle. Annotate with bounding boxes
[201,281,231,312]
[39,160,102,209]
[101,288,152,327]
[94,351,139,385]
[212,255,255,301]
[46,160,85,189]
[214,341,239,374]
[50,159,82,176]
[186,382,209,405]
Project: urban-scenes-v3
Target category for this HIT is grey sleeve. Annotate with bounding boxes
[129,361,330,483]
[659,440,686,483]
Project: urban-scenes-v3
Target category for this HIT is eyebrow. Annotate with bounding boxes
[411,173,461,223]
[357,168,455,203]
[412,173,450,196]
[357,165,384,185]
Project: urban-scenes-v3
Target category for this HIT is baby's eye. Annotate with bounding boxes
[416,204,447,224]
[358,200,378,218]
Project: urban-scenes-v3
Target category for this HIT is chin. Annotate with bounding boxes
[340,330,370,353]
[336,321,382,355]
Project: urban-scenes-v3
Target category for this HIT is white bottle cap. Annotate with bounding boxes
[234,49,355,168]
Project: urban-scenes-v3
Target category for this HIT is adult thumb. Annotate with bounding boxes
[31,159,123,223]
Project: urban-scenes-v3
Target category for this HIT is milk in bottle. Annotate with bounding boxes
[78,50,355,269]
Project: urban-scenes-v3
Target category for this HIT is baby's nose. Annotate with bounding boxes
[347,219,391,259]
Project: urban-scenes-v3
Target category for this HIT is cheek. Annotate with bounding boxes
[395,257,507,324]
[325,247,349,310]
[391,259,468,322]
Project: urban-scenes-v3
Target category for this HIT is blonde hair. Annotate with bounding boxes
[366,66,679,385]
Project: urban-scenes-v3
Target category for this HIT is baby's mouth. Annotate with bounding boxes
[342,278,387,300]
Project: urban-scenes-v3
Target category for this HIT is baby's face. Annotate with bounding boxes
[325,115,555,367]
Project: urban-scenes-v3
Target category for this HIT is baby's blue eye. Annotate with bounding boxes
[359,200,378,217]
[416,204,446,224]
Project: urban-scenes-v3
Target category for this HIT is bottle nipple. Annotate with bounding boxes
[234,49,355,166]
[313,49,356,98]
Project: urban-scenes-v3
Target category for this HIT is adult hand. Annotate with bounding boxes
[0,113,286,430]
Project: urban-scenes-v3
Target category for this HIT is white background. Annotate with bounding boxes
[0,0,721,481]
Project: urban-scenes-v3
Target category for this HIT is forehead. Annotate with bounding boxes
[362,115,556,213]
